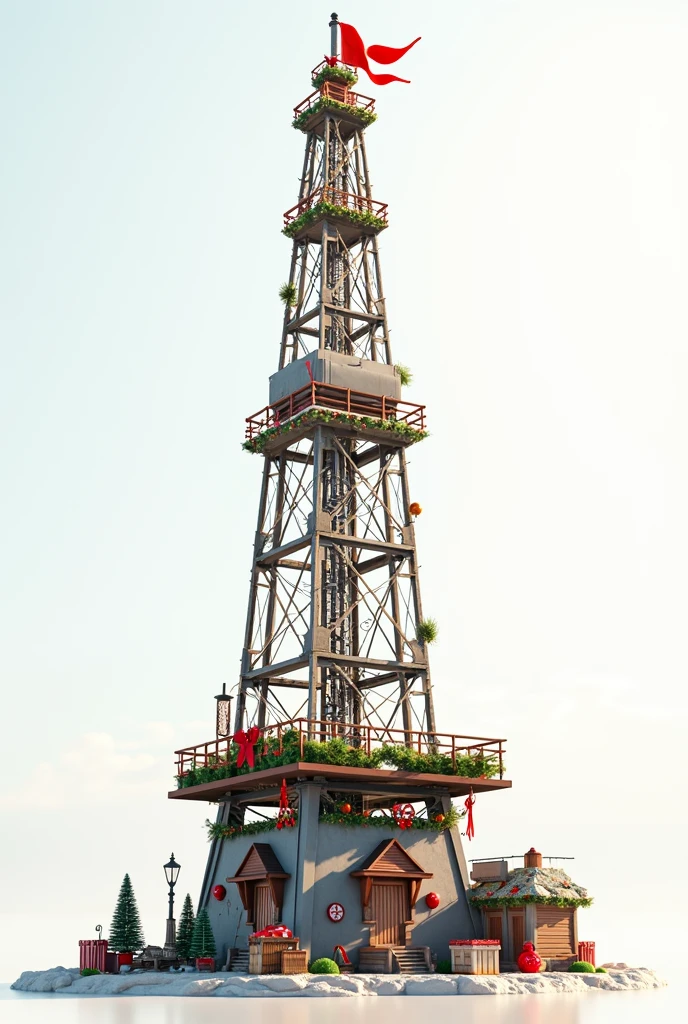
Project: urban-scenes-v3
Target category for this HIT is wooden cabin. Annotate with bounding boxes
[469,847,591,970]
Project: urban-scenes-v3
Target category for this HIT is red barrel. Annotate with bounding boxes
[578,941,595,966]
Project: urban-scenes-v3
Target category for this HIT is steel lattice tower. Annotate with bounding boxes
[234,33,436,749]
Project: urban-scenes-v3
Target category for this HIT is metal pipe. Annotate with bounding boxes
[329,12,339,58]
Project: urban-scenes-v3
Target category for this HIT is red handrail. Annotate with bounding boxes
[245,381,426,441]
[283,187,388,228]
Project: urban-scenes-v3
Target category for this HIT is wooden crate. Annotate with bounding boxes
[249,937,299,975]
[281,949,308,974]
[450,942,501,975]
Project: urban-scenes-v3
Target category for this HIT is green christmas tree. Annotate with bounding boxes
[108,873,145,953]
[189,908,216,958]
[176,893,195,959]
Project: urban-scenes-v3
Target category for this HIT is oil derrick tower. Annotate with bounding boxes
[171,16,510,970]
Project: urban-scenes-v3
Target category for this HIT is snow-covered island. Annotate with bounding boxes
[11,964,666,997]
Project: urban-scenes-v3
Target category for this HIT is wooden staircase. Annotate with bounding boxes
[392,946,432,974]
[358,946,432,974]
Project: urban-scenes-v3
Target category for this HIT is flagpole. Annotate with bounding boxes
[329,12,339,59]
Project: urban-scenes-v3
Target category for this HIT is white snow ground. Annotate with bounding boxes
[11,966,666,997]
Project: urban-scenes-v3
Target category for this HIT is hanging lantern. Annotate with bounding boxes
[215,684,234,739]
[425,892,440,910]
[212,884,226,901]
[409,502,422,517]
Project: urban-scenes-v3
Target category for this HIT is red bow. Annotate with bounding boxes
[464,789,476,841]
[233,727,260,768]
[340,22,421,86]
[392,803,415,830]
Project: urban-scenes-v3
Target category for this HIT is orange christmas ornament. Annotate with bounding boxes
[409,502,422,516]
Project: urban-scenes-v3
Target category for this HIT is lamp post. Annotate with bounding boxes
[163,853,181,951]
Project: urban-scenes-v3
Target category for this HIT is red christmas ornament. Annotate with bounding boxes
[277,777,296,829]
[340,803,352,814]
[425,892,440,910]
[517,942,543,974]
[212,884,226,901]
[463,789,476,841]
[327,902,345,922]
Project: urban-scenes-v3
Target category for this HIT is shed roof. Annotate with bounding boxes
[225,842,289,882]
[469,866,591,907]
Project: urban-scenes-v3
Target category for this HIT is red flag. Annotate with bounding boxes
[339,22,420,85]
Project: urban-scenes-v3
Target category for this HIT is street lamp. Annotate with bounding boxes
[215,683,233,738]
[163,853,181,951]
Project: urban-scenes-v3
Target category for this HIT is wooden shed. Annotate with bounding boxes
[469,847,592,970]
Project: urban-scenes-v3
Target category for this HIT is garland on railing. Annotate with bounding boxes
[293,97,377,132]
[177,731,501,790]
[311,65,358,90]
[205,805,461,842]
[469,893,593,910]
[243,409,428,454]
[319,805,462,832]
[283,201,387,239]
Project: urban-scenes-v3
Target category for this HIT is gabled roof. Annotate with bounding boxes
[225,843,289,883]
[351,839,433,879]
[469,866,591,906]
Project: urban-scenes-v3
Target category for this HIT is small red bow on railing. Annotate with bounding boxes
[392,803,415,830]
[233,726,261,768]
[464,789,476,841]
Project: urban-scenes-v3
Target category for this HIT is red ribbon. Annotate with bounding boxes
[233,727,260,768]
[392,803,415,830]
[333,945,351,965]
[464,789,476,841]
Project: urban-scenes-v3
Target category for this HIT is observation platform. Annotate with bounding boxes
[293,88,376,140]
[244,380,426,455]
[170,717,509,804]
[283,186,388,244]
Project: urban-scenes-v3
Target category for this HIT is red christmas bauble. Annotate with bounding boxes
[212,884,226,901]
[340,803,352,814]
[425,892,440,909]
[517,942,542,974]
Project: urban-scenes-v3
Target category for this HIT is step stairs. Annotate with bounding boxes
[392,947,431,974]
[229,949,249,973]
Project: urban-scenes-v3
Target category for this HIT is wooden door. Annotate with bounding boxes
[486,912,503,943]
[535,908,574,958]
[254,884,275,933]
[370,882,408,946]
[508,910,525,961]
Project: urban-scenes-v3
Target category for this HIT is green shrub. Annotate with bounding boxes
[595,967,607,973]
[416,618,439,645]
[80,968,100,976]
[279,282,297,307]
[309,957,340,975]
[395,364,413,387]
[435,959,452,974]
[568,961,596,973]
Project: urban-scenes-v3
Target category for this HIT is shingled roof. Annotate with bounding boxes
[469,866,592,908]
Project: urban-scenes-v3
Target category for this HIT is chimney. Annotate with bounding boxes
[524,847,542,869]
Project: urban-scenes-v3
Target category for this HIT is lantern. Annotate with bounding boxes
[215,683,233,738]
[425,892,440,909]
[409,502,422,516]
[212,884,227,901]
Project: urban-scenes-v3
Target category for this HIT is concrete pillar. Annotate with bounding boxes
[292,782,322,959]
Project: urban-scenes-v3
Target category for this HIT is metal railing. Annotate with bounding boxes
[174,717,506,780]
[245,381,426,442]
[293,88,376,122]
[283,186,388,229]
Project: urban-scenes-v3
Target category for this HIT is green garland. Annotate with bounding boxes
[283,201,387,240]
[311,66,358,90]
[293,97,377,132]
[206,816,297,841]
[469,894,593,910]
[205,805,461,842]
[243,409,428,455]
[319,805,461,832]
[178,731,501,790]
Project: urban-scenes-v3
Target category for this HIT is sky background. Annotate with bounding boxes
[1,0,687,986]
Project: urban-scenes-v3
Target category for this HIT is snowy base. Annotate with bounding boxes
[11,966,666,997]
